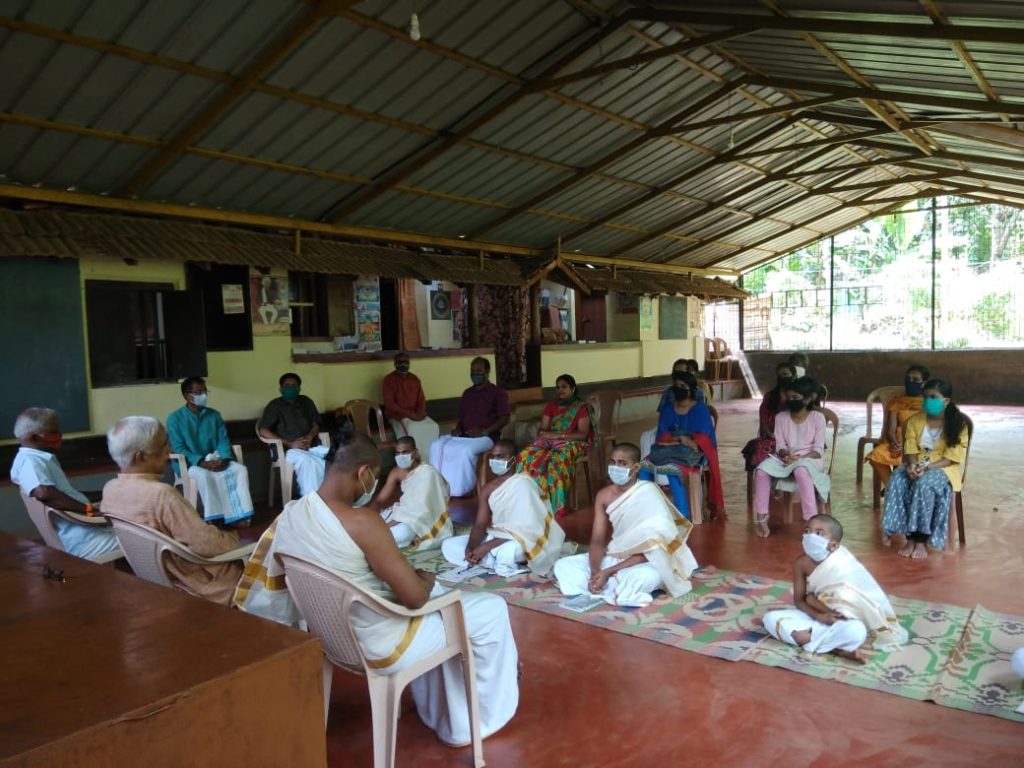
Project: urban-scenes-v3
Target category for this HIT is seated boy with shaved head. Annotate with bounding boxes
[441,439,565,578]
[763,514,908,662]
[371,436,453,550]
[554,442,698,607]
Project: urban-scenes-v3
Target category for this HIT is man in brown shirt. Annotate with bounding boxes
[102,416,245,605]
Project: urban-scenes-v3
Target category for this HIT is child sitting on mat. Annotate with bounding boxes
[762,514,908,663]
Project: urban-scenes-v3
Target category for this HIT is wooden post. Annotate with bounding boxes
[468,286,480,347]
[530,283,542,344]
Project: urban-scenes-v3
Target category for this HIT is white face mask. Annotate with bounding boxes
[608,464,633,486]
[802,533,832,562]
[189,393,208,408]
[353,469,377,508]
[489,457,513,476]
[394,453,414,470]
[793,366,806,378]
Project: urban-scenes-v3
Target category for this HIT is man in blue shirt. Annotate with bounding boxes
[167,376,254,526]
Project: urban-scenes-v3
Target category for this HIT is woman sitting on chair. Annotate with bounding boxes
[752,376,827,538]
[742,361,797,471]
[866,363,930,485]
[517,374,593,519]
[881,379,969,560]
[639,371,723,521]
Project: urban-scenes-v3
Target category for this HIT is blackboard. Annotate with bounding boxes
[658,296,688,340]
[0,258,90,435]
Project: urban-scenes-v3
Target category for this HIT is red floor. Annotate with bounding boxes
[324,400,1024,767]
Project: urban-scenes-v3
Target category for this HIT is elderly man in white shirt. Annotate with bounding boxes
[9,407,120,560]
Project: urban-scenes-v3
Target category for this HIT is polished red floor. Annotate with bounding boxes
[325,400,1024,767]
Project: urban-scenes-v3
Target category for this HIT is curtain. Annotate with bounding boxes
[398,278,421,350]
[476,285,529,388]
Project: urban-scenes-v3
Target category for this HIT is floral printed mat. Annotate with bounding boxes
[409,549,1024,722]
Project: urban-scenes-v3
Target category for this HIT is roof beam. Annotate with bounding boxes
[773,154,926,179]
[627,9,1024,45]
[668,95,842,134]
[607,142,841,257]
[732,126,918,160]
[0,183,740,277]
[822,172,955,193]
[534,25,763,90]
[467,80,742,239]
[852,140,1024,174]
[558,115,802,246]
[118,0,340,197]
[741,75,1024,117]
[322,12,631,223]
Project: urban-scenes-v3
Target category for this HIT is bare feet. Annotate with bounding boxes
[911,542,929,559]
[882,534,893,547]
[833,647,868,664]
[232,519,252,529]
[898,541,915,558]
[754,515,770,538]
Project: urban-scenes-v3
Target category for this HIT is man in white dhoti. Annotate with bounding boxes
[371,436,452,550]
[383,352,440,456]
[167,376,254,526]
[258,372,328,497]
[429,357,510,497]
[555,442,699,607]
[441,440,565,578]
[234,430,519,747]
[763,514,908,662]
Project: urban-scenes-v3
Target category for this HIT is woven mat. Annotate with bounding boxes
[408,548,1024,722]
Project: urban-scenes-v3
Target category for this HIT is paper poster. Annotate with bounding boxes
[640,296,654,331]
[221,284,244,315]
[353,277,382,350]
[430,289,452,320]
[250,274,291,335]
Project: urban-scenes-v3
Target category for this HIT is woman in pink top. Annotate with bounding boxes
[753,377,828,538]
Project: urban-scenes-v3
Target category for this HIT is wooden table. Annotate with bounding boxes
[0,534,326,767]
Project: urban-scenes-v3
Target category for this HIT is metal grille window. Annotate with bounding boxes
[741,198,1024,351]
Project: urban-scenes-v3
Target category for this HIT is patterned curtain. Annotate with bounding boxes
[398,278,421,350]
[476,284,529,388]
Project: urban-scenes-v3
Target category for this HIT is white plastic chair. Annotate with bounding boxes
[257,428,330,508]
[277,553,485,768]
[170,444,244,507]
[19,491,124,564]
[104,514,255,592]
[780,406,841,521]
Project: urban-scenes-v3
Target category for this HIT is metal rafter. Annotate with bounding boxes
[557,115,803,246]
[321,13,632,223]
[467,80,742,239]
[118,0,345,197]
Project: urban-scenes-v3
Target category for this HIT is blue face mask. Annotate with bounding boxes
[905,379,924,397]
[471,373,486,386]
[922,396,945,416]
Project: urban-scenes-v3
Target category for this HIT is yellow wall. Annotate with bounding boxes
[541,343,642,386]
[0,257,493,442]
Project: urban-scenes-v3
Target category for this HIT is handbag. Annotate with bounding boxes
[648,440,702,467]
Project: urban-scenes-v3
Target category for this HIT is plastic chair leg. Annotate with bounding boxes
[687,474,703,524]
[872,468,882,512]
[322,658,334,727]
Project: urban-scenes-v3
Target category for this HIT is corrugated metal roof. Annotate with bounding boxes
[2,0,1024,276]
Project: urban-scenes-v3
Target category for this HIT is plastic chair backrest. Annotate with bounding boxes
[344,399,388,443]
[708,404,719,431]
[588,389,622,441]
[105,516,178,588]
[19,491,66,550]
[958,413,973,487]
[277,554,376,676]
[864,385,904,440]
[819,407,841,477]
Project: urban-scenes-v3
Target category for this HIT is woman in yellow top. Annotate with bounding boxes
[866,363,930,483]
[881,378,970,559]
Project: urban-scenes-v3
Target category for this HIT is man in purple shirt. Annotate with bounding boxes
[429,357,511,496]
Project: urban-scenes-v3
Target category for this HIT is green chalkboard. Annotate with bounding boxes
[658,296,688,340]
[0,258,90,435]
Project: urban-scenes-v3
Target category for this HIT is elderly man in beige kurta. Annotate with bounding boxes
[102,416,246,605]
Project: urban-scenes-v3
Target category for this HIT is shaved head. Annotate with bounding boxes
[326,429,379,472]
[611,442,640,464]
[808,513,843,542]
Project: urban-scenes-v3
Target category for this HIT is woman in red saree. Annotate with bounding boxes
[517,374,593,519]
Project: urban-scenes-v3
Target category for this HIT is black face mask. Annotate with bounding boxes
[777,375,793,388]
[785,399,806,412]
[673,386,691,401]
[396,363,410,373]
[904,379,923,396]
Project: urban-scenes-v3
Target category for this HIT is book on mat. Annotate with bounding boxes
[559,594,606,613]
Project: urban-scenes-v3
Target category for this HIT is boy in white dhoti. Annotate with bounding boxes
[258,372,328,497]
[167,376,254,526]
[371,436,453,550]
[763,514,908,662]
[555,443,699,607]
[234,430,519,747]
[441,440,565,578]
